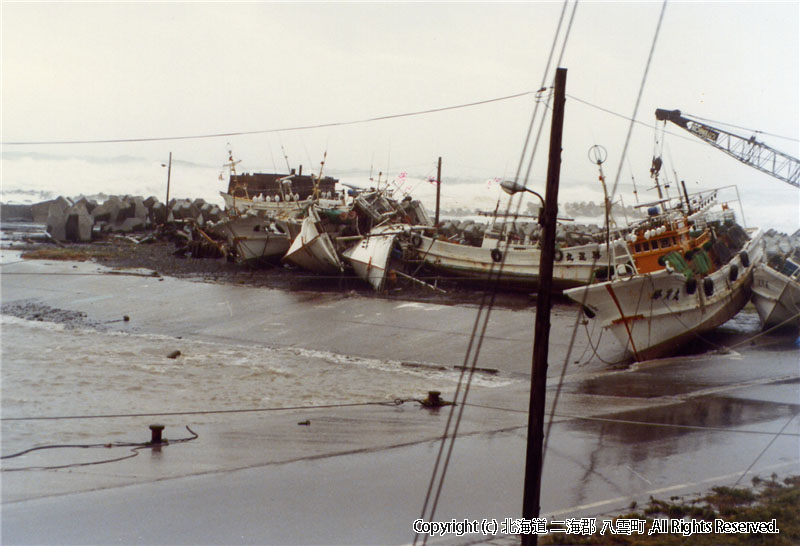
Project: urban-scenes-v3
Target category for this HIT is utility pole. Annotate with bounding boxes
[435,157,442,225]
[521,67,567,546]
[165,152,173,209]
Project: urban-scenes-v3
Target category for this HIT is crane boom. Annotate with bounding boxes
[655,108,800,189]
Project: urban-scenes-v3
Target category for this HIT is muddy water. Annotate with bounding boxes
[0,313,518,453]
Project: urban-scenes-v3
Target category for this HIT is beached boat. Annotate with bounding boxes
[219,151,344,216]
[217,212,292,264]
[220,191,345,216]
[283,206,344,274]
[412,220,626,291]
[564,189,764,361]
[751,254,800,330]
[342,224,407,291]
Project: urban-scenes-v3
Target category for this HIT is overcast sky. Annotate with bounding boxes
[2,1,798,224]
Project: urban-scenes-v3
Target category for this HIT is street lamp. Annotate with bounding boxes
[499,180,545,209]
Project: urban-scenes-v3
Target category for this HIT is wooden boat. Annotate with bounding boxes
[342,224,406,291]
[751,254,800,329]
[219,151,344,216]
[282,206,344,274]
[412,220,626,291]
[220,191,345,216]
[564,189,764,361]
[217,212,291,264]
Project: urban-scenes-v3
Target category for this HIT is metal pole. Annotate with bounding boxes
[435,157,442,226]
[165,152,172,209]
[521,67,567,546]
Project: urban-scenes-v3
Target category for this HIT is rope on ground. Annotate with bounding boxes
[2,426,199,472]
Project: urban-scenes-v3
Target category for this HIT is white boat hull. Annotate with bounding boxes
[342,225,402,291]
[752,262,800,329]
[283,207,343,274]
[415,234,620,290]
[565,229,764,361]
[220,215,291,263]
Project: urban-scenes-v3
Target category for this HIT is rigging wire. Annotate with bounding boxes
[414,2,577,543]
[609,0,668,200]
[542,0,668,475]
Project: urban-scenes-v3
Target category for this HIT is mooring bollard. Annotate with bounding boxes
[421,390,452,408]
[149,424,165,444]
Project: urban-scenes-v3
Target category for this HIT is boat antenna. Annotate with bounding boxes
[626,155,640,204]
[267,140,278,172]
[588,145,612,269]
[280,143,292,172]
[312,151,327,200]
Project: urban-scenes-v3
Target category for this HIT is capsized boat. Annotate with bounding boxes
[342,224,407,291]
[564,188,764,361]
[283,206,344,274]
[751,252,800,330]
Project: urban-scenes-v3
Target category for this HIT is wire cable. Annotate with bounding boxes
[609,0,668,200]
[415,3,577,543]
[2,92,536,146]
[0,399,408,422]
[734,414,798,486]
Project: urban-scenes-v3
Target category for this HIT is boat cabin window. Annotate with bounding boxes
[634,244,641,252]
[661,238,671,249]
[642,241,650,251]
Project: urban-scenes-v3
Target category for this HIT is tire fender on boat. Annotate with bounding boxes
[703,277,714,297]
[686,277,697,295]
[739,251,750,268]
[411,233,423,247]
[729,264,739,282]
[554,249,564,262]
[490,248,503,263]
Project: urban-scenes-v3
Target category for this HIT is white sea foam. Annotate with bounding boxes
[0,315,519,451]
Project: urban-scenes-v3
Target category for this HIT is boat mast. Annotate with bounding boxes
[522,67,567,546]
[589,145,611,271]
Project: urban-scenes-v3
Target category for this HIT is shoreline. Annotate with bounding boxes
[6,239,540,310]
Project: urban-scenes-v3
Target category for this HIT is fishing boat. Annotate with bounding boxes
[216,211,292,264]
[412,221,626,291]
[751,253,800,330]
[342,224,408,291]
[282,206,344,274]
[219,150,344,216]
[564,188,764,361]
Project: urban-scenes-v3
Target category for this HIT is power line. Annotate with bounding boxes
[5,90,795,149]
[1,91,535,146]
